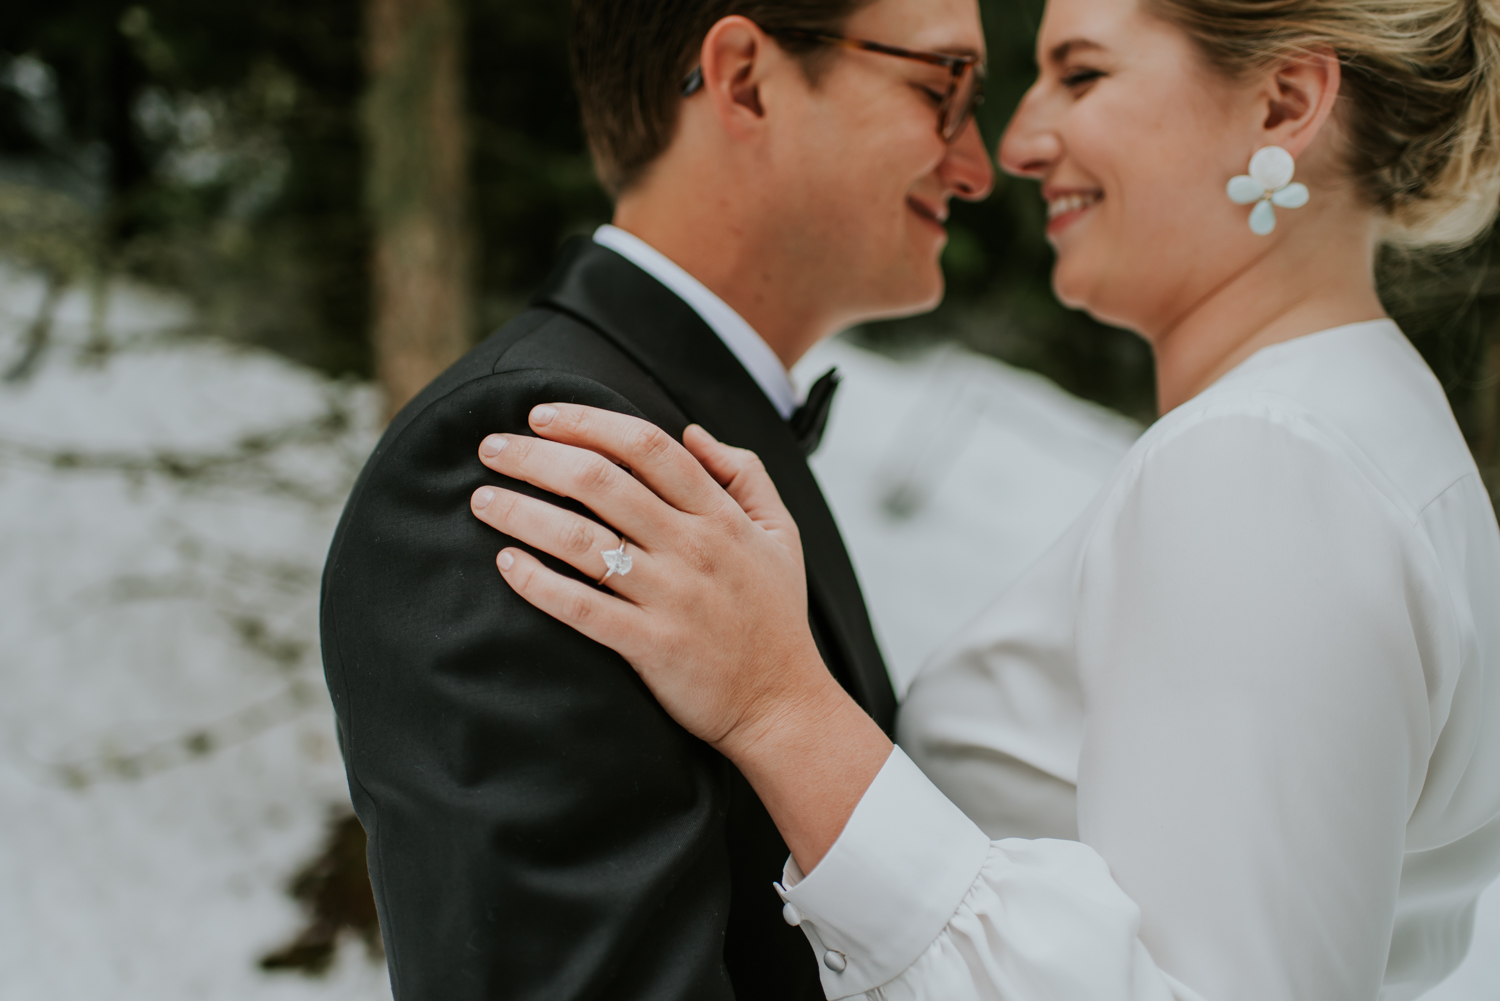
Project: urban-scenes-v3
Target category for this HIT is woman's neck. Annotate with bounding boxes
[1149,214,1387,414]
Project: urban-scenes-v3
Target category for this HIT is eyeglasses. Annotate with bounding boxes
[682,27,985,143]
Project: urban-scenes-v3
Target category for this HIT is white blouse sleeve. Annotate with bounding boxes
[779,410,1432,1001]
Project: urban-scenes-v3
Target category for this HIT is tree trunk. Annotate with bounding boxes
[362,0,473,418]
[4,270,65,384]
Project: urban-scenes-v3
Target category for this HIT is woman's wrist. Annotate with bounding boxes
[712,643,840,759]
[714,646,894,872]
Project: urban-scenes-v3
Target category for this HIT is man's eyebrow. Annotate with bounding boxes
[1047,38,1105,64]
[934,45,985,60]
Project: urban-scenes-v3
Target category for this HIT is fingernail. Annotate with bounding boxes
[497,550,515,571]
[480,435,507,457]
[473,486,495,509]
[531,405,557,427]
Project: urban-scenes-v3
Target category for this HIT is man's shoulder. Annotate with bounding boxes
[336,305,687,536]
[383,305,681,443]
[386,308,597,427]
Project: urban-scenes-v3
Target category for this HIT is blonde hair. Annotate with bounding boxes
[1149,0,1500,247]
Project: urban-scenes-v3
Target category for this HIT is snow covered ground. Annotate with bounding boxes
[0,260,1494,999]
[0,262,390,1000]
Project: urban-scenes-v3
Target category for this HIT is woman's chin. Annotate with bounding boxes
[1050,256,1135,329]
[1050,261,1094,313]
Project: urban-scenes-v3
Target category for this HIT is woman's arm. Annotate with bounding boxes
[817,411,1422,1001]
[467,402,892,871]
[1064,414,1422,1000]
[469,401,1426,1000]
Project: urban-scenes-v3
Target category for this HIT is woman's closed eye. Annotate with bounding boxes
[1061,67,1105,91]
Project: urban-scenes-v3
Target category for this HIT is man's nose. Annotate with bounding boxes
[941,118,996,201]
[998,84,1060,179]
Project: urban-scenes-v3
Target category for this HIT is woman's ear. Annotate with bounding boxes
[699,16,776,129]
[1259,49,1341,158]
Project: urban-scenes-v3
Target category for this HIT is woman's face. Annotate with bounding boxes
[998,0,1269,339]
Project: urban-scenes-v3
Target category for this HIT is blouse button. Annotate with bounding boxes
[781,902,802,926]
[823,950,847,973]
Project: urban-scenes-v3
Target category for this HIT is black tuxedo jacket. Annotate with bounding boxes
[321,238,896,1000]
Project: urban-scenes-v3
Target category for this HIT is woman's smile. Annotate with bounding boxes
[1044,187,1103,236]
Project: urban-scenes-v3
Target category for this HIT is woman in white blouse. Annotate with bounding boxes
[467,0,1500,994]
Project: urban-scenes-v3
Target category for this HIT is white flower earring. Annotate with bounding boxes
[1227,146,1309,235]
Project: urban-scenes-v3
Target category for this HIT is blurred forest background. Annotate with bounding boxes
[1,0,1495,475]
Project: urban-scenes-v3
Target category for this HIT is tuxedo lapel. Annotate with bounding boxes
[533,239,896,734]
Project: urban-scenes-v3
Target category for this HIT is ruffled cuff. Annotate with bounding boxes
[776,747,992,998]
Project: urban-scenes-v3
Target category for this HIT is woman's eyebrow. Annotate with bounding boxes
[1047,38,1105,64]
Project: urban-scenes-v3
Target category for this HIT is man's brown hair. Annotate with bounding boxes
[571,0,875,195]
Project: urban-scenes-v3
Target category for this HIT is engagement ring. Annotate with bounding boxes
[598,537,632,585]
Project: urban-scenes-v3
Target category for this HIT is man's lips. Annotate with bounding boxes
[907,196,948,228]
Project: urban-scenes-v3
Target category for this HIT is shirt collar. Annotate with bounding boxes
[592,224,800,419]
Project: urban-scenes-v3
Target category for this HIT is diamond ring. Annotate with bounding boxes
[598,536,632,585]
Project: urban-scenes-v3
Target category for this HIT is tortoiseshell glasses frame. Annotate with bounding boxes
[683,27,985,143]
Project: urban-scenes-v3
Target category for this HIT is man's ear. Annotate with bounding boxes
[698,16,779,131]
[1258,49,1341,159]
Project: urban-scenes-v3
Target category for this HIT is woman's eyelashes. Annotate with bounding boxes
[1061,67,1105,91]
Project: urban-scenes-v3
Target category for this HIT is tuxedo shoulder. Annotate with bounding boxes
[335,307,690,546]
[382,306,684,448]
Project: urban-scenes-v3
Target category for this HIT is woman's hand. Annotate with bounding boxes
[469,402,822,751]
[468,403,892,869]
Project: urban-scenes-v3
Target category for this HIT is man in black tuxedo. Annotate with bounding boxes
[320,0,991,996]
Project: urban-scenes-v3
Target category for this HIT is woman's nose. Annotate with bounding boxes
[998,85,1061,179]
[941,118,996,201]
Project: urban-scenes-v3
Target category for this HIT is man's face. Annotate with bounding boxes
[766,0,993,327]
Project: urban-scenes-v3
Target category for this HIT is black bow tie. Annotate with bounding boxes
[788,367,840,457]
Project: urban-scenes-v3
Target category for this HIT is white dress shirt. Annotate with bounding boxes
[779,320,1500,1001]
[592,224,801,419]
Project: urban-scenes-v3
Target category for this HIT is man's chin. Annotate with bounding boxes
[862,279,946,324]
[901,267,946,316]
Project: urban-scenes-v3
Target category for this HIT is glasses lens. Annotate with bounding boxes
[941,65,983,141]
